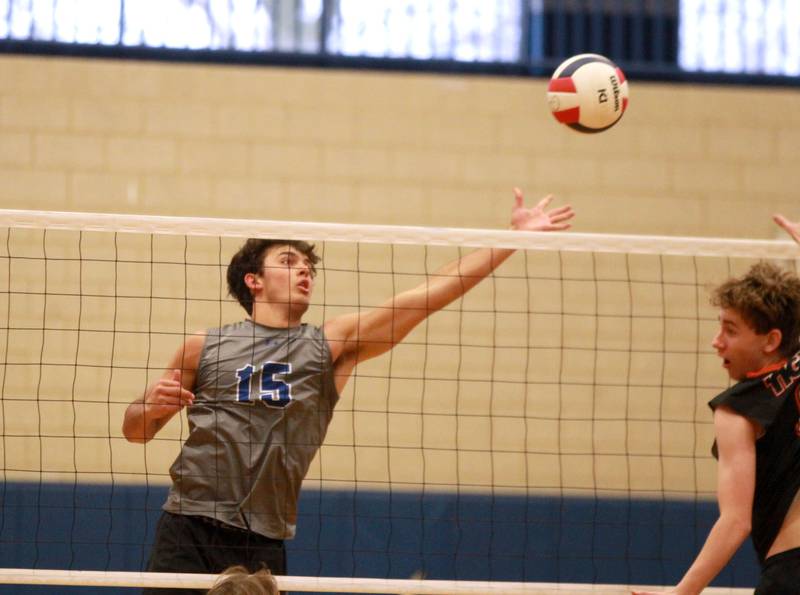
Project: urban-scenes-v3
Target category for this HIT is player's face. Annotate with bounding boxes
[711,308,774,381]
[259,245,315,310]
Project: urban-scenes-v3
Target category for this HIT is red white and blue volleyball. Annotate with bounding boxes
[547,53,629,133]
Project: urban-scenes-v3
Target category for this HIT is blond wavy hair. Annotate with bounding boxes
[711,261,800,357]
[207,565,278,595]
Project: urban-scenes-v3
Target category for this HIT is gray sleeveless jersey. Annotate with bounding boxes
[163,320,339,540]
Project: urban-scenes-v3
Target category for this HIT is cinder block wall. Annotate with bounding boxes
[1,54,798,238]
[0,53,797,492]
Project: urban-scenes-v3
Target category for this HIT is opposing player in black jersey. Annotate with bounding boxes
[635,218,800,595]
[122,189,574,594]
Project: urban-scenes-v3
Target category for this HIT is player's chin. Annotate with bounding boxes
[293,290,311,304]
[289,297,311,314]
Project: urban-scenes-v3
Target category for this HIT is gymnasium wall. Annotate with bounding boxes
[0,54,796,588]
[0,54,798,237]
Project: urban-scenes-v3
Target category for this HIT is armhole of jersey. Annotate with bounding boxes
[194,329,217,390]
[318,325,341,404]
[317,325,332,366]
[713,383,778,439]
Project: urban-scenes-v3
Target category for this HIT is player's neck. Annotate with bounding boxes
[250,302,303,328]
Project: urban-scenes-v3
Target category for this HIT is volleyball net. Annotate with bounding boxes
[0,208,795,593]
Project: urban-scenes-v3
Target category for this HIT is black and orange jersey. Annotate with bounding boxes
[709,350,800,564]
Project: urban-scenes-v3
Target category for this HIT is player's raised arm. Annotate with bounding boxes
[324,189,573,366]
[122,333,204,443]
[774,214,800,246]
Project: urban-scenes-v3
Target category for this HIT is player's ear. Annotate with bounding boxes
[244,272,263,292]
[763,328,782,355]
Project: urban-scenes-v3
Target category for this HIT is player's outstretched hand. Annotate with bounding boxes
[774,214,800,245]
[144,369,195,419]
[511,187,574,232]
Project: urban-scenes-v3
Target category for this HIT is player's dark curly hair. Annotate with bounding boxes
[712,261,800,357]
[227,239,320,315]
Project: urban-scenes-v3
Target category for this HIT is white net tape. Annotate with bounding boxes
[1,208,797,258]
[0,568,755,593]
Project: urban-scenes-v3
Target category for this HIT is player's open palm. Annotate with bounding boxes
[511,187,574,232]
[144,369,194,419]
[774,214,800,246]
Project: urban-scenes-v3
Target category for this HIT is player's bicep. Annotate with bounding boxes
[164,332,206,390]
[324,291,428,364]
[714,406,757,516]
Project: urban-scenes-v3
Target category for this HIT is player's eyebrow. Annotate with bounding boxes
[719,317,738,329]
[276,250,310,265]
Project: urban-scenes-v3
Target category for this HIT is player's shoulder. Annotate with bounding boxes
[712,373,767,405]
[321,313,359,362]
[181,330,208,358]
[709,360,797,434]
[321,313,357,340]
[184,329,208,344]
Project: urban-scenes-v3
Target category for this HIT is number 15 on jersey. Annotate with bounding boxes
[236,361,293,408]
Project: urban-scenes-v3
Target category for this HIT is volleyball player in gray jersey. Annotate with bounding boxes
[122,189,574,593]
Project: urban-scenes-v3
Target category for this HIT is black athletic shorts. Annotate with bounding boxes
[143,511,286,595]
[756,547,800,595]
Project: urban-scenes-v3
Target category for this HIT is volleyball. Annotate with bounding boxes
[547,53,629,133]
